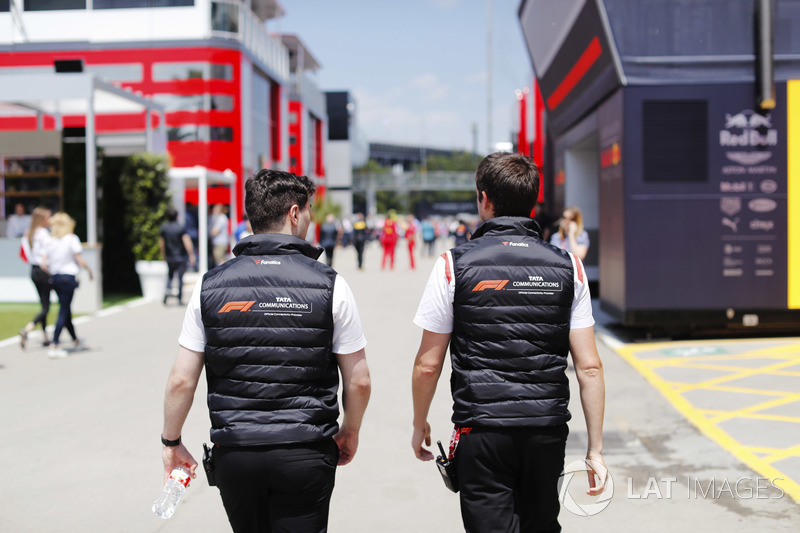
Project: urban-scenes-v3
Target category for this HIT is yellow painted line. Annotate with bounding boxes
[705,396,800,424]
[789,79,800,309]
[635,349,798,367]
[677,358,800,393]
[614,345,800,504]
[746,446,786,455]
[701,384,796,396]
[668,363,763,373]
[712,412,800,425]
[763,444,800,464]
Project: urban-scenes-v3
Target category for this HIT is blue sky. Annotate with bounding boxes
[274,0,533,153]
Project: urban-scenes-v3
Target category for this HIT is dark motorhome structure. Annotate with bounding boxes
[519,0,800,331]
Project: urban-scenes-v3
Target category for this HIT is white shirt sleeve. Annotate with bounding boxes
[332,275,368,354]
[179,275,369,355]
[69,234,83,255]
[413,252,455,334]
[569,254,595,329]
[178,282,206,352]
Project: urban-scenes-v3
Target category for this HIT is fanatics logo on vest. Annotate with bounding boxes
[253,259,281,265]
[472,280,509,291]
[502,241,529,247]
[218,301,256,313]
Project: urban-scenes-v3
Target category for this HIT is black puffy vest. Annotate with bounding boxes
[200,233,339,446]
[450,217,574,428]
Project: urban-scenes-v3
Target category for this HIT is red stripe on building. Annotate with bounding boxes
[546,36,602,111]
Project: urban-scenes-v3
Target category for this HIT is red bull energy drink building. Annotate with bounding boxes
[519,0,800,332]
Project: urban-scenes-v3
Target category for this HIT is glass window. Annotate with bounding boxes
[167,125,233,142]
[85,64,143,82]
[24,0,85,10]
[252,73,270,170]
[153,94,205,112]
[153,94,233,112]
[211,1,238,33]
[93,0,192,7]
[210,95,234,111]
[168,125,203,142]
[153,62,233,81]
[0,0,10,12]
[210,127,233,141]
[210,64,233,80]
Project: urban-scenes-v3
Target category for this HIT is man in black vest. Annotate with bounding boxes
[160,169,371,532]
[411,152,606,532]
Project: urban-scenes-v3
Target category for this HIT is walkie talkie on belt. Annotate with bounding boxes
[436,440,459,493]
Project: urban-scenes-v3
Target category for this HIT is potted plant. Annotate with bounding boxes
[120,153,172,300]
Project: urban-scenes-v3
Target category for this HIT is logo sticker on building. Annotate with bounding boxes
[720,197,741,217]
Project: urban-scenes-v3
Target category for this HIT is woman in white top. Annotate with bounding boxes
[19,207,53,348]
[549,205,590,261]
[45,212,94,358]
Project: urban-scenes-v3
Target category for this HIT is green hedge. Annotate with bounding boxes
[120,153,172,261]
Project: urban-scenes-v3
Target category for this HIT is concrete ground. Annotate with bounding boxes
[0,240,798,532]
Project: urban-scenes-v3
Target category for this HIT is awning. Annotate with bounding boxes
[169,166,238,274]
[0,72,167,245]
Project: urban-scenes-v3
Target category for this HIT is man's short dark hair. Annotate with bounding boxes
[245,169,316,233]
[475,152,539,217]
[166,207,178,222]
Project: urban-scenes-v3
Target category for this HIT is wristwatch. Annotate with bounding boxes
[161,435,181,447]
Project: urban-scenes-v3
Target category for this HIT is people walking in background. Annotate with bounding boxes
[380,210,399,270]
[46,212,94,359]
[341,217,354,247]
[319,213,340,267]
[184,202,200,270]
[159,207,196,305]
[6,203,32,238]
[233,213,251,242]
[451,219,470,246]
[352,213,369,270]
[550,205,589,261]
[209,203,230,267]
[411,152,606,531]
[421,218,436,257]
[19,207,53,348]
[404,214,417,270]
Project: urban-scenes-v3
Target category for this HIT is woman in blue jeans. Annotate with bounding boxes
[45,213,94,359]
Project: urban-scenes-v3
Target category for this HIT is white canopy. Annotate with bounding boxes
[169,166,238,274]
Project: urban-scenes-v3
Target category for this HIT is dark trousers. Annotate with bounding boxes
[354,241,365,269]
[30,265,52,329]
[52,274,78,345]
[215,439,338,533]
[165,259,188,302]
[455,425,568,533]
[323,246,335,267]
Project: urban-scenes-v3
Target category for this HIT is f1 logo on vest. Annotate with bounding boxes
[218,301,256,313]
[472,280,509,291]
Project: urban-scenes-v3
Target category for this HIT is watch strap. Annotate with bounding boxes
[161,435,181,447]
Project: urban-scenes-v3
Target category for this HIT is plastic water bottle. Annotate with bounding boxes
[152,466,190,519]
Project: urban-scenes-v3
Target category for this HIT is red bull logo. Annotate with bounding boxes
[720,110,777,147]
